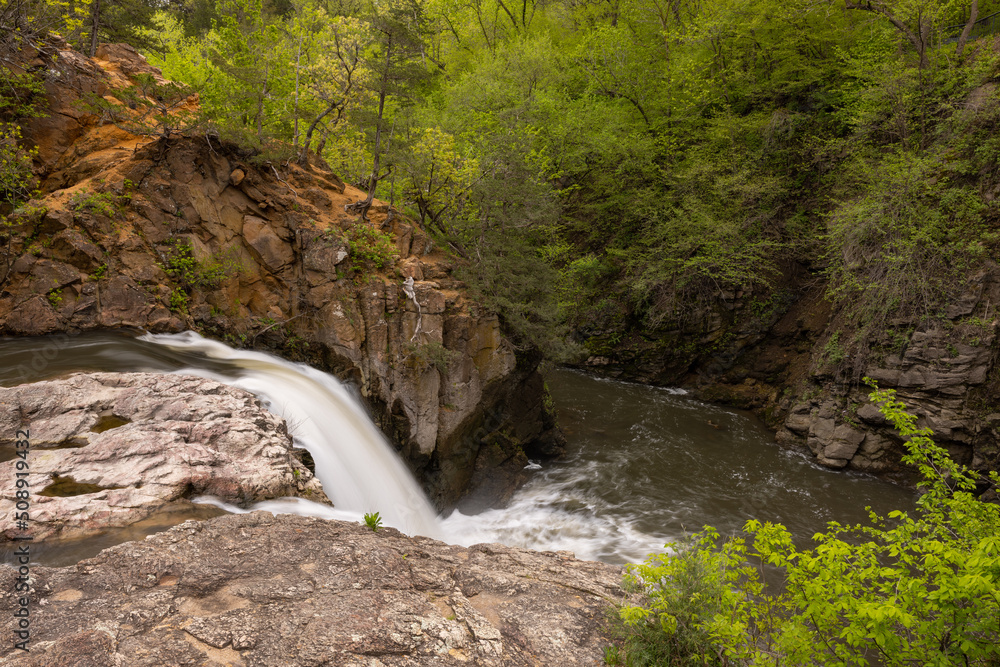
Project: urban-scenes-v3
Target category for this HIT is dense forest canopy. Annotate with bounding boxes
[5,0,1000,364]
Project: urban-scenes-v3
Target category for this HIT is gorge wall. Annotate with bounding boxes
[580,260,1000,493]
[0,40,562,509]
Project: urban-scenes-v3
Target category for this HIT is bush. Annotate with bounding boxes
[0,123,38,210]
[613,385,1000,666]
[160,239,239,290]
[344,223,397,273]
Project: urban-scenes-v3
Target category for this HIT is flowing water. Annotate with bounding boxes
[0,332,916,566]
[444,370,917,563]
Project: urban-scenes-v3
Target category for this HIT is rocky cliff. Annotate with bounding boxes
[0,41,562,508]
[580,261,1000,493]
[0,511,623,666]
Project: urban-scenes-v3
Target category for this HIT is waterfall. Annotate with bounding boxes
[141,331,443,539]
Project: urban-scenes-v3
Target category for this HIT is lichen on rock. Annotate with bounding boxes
[0,373,325,541]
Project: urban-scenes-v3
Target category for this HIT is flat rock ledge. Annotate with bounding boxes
[0,512,624,666]
[0,373,326,541]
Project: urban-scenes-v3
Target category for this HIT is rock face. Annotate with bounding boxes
[0,373,324,541]
[775,305,1000,483]
[0,512,623,666]
[0,40,562,508]
[577,260,1000,489]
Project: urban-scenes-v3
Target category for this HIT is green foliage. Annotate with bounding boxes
[160,239,239,290]
[169,285,188,313]
[160,239,240,314]
[80,73,196,137]
[69,187,127,218]
[402,340,456,373]
[363,511,382,532]
[613,386,1000,666]
[823,330,845,367]
[47,285,62,307]
[343,222,397,272]
[0,71,47,121]
[824,144,995,374]
[120,0,1000,362]
[0,123,38,210]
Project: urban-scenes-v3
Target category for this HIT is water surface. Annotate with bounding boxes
[1,333,916,566]
[442,369,917,563]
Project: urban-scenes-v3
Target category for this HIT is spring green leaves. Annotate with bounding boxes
[614,385,1000,666]
[364,511,382,532]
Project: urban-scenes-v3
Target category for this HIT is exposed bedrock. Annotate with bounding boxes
[576,260,1000,490]
[0,373,324,541]
[0,511,623,666]
[0,40,563,509]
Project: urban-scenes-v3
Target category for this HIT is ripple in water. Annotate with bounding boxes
[443,369,917,564]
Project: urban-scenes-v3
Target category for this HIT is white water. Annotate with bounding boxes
[140,332,669,561]
[1,332,917,565]
[141,331,443,539]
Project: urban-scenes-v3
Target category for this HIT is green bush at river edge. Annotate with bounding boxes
[608,385,1000,666]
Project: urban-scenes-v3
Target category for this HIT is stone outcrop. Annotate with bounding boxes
[0,373,324,541]
[0,511,624,666]
[775,302,1000,483]
[577,259,1000,490]
[0,40,562,509]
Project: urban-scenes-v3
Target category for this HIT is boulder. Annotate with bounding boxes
[0,373,325,541]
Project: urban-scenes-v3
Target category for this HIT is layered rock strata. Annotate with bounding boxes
[1,40,562,508]
[580,263,1000,488]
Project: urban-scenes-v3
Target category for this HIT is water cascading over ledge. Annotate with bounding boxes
[0,40,563,509]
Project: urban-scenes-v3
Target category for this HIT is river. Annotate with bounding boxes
[0,332,915,566]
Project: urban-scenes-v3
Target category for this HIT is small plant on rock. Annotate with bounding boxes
[69,188,125,219]
[363,511,382,532]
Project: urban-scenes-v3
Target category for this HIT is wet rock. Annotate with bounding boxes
[0,373,325,541]
[0,42,563,510]
[0,512,624,666]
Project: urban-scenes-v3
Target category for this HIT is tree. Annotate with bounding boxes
[843,0,983,68]
[346,0,428,218]
[402,126,478,236]
[206,0,290,145]
[82,0,160,56]
[290,6,368,164]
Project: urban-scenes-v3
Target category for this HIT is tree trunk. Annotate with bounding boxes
[346,36,393,218]
[956,0,980,58]
[298,100,339,165]
[88,0,100,57]
[845,1,930,69]
[293,33,303,151]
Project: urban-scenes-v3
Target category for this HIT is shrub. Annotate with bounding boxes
[0,123,38,209]
[69,188,125,218]
[344,223,397,273]
[613,385,1000,666]
[160,239,239,290]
